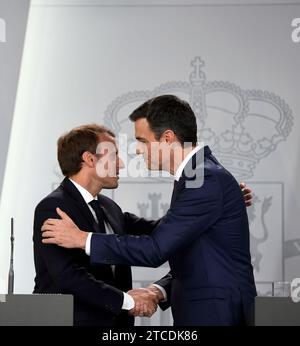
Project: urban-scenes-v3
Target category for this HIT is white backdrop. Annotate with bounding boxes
[0,0,30,223]
[0,0,300,325]
[0,0,30,294]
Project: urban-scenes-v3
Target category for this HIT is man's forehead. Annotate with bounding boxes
[97,133,118,151]
[135,118,154,139]
[98,132,115,142]
[135,118,150,131]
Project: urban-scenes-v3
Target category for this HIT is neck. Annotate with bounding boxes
[169,145,196,175]
[69,173,103,197]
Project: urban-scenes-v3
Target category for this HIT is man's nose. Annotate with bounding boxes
[136,142,144,155]
[117,156,125,170]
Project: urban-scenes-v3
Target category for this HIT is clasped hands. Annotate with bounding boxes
[127,285,164,318]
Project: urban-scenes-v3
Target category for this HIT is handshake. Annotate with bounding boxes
[127,285,164,317]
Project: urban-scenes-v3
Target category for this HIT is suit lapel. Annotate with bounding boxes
[171,145,211,205]
[61,178,98,233]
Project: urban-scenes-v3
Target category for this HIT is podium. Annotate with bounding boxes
[0,294,73,326]
[255,297,300,326]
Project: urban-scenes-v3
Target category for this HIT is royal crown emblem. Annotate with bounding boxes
[104,56,293,180]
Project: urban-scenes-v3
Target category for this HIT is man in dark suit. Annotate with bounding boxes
[42,96,256,325]
[33,124,159,326]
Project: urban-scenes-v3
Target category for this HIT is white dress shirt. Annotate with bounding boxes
[69,178,134,310]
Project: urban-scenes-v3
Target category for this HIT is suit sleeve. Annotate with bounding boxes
[154,271,173,311]
[34,200,124,315]
[123,212,162,236]
[90,170,223,268]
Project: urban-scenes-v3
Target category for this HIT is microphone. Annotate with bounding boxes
[8,218,14,294]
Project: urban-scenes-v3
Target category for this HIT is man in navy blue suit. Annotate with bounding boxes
[42,95,256,325]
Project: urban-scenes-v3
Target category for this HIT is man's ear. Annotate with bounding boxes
[81,151,95,168]
[161,129,176,144]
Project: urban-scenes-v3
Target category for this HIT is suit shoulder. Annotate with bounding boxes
[35,186,67,212]
[204,154,235,180]
[205,154,242,199]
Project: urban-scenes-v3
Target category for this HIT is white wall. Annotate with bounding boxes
[0,0,30,293]
[0,0,30,206]
[0,0,299,325]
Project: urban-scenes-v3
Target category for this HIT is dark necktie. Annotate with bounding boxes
[89,199,107,234]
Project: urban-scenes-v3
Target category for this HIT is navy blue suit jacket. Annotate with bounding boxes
[33,178,158,326]
[89,146,257,326]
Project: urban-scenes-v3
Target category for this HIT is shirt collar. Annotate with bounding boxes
[69,178,98,204]
[174,143,204,181]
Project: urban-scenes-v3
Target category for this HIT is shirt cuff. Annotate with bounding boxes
[85,232,92,256]
[152,284,167,302]
[122,292,135,310]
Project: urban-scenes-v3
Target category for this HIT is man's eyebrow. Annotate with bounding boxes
[136,136,146,141]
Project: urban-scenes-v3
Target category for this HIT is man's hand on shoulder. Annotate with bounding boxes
[42,207,87,249]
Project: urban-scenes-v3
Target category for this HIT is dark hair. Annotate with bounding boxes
[57,124,115,177]
[129,95,197,146]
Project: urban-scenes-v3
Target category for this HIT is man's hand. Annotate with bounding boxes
[146,284,165,301]
[42,207,87,249]
[127,288,160,317]
[240,182,253,207]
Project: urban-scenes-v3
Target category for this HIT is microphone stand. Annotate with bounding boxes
[8,218,14,294]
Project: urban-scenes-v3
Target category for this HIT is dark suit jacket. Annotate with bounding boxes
[33,178,157,326]
[88,146,257,326]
